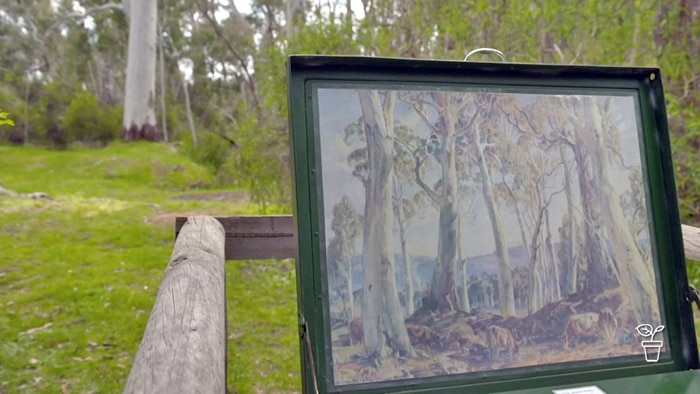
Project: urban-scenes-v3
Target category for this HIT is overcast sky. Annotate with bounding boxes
[233,0,366,19]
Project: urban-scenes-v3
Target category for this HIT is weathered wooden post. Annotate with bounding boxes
[125,216,227,394]
[682,224,700,261]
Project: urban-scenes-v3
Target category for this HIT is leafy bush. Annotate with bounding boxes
[0,82,27,144]
[667,96,700,226]
[182,130,235,176]
[0,109,14,127]
[34,81,76,147]
[223,102,291,211]
[61,90,122,147]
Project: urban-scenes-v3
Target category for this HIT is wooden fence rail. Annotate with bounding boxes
[126,215,700,393]
[124,216,227,394]
[174,215,296,260]
[682,224,700,261]
[175,215,700,263]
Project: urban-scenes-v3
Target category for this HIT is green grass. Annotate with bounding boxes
[0,143,300,393]
[1,142,698,393]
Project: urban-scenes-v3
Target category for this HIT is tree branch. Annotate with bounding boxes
[400,94,443,134]
[43,2,124,42]
[414,154,441,203]
[455,105,486,137]
[394,136,440,203]
[410,103,440,135]
[196,1,263,122]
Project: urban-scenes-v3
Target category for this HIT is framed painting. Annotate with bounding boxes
[287,55,699,393]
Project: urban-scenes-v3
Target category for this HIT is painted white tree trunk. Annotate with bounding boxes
[358,90,414,359]
[396,202,414,316]
[583,98,658,324]
[342,240,355,322]
[475,120,516,317]
[122,0,160,141]
[561,146,579,296]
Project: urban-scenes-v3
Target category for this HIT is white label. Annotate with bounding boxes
[552,386,607,394]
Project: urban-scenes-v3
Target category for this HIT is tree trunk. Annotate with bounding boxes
[528,248,542,315]
[343,241,355,322]
[583,98,658,324]
[286,0,305,37]
[122,0,161,141]
[345,0,353,25]
[23,82,30,145]
[181,71,197,147]
[459,221,471,313]
[423,94,461,313]
[157,21,168,142]
[396,201,414,316]
[527,188,547,314]
[429,149,461,312]
[475,122,516,317]
[358,90,414,359]
[571,109,613,292]
[539,192,552,304]
[561,146,578,295]
[544,204,561,303]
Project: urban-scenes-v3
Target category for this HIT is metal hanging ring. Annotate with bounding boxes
[464,48,507,62]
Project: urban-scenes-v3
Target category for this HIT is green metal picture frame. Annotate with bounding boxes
[287,55,699,393]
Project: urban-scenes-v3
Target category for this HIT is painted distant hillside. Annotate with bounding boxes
[333,244,534,298]
[411,244,530,290]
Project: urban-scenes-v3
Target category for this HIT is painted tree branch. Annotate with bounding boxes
[394,136,441,203]
[455,108,482,137]
[410,103,440,135]
[399,94,441,135]
[413,153,440,203]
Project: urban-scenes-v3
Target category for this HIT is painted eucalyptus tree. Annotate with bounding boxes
[328,196,362,326]
[398,91,473,313]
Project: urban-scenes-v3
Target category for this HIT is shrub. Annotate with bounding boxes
[61,90,122,147]
[222,102,291,211]
[0,82,27,144]
[0,109,13,127]
[34,81,76,147]
[182,130,235,175]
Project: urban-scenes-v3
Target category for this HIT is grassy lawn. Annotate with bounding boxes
[1,143,699,394]
[0,143,300,393]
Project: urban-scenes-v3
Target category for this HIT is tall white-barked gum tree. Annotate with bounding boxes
[122,0,161,141]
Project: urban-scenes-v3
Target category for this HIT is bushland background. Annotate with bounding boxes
[1,0,700,392]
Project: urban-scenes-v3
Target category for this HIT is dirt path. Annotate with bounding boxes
[174,191,249,203]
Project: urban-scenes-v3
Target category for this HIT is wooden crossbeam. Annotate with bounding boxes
[176,216,700,263]
[175,215,296,260]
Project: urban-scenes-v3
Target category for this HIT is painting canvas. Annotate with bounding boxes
[313,87,666,387]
